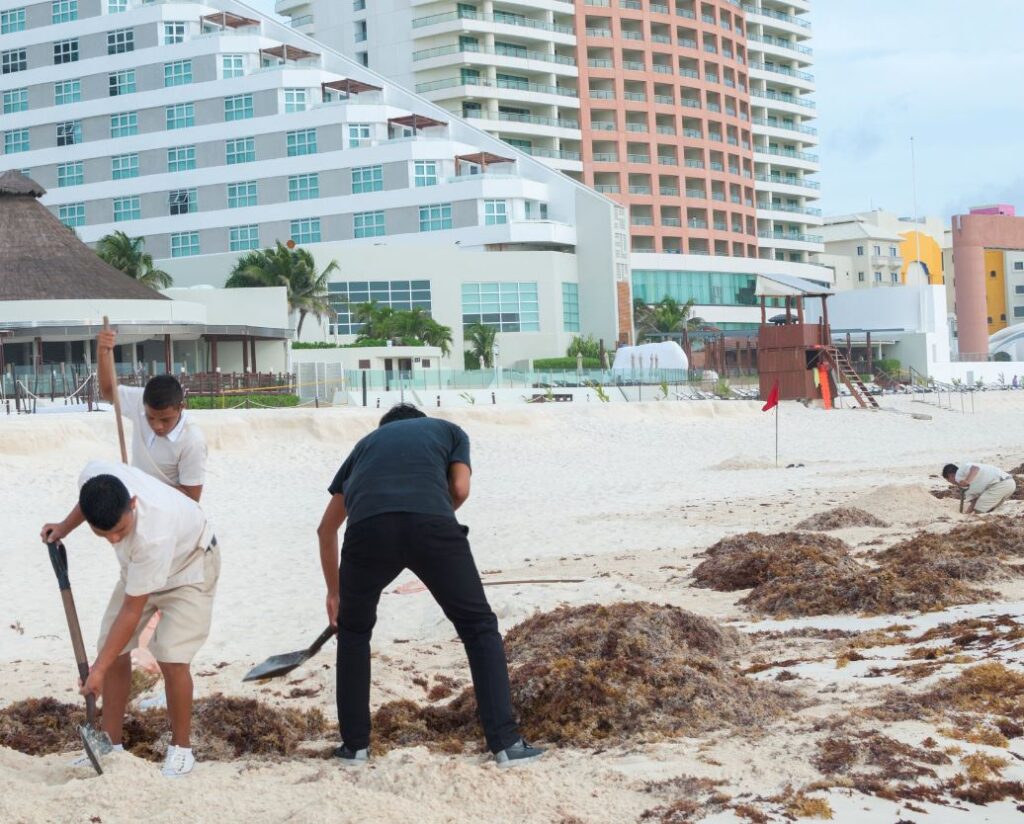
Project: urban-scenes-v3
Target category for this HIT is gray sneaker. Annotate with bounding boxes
[332,745,369,767]
[494,739,545,768]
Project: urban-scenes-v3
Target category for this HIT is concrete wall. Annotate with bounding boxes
[161,286,290,330]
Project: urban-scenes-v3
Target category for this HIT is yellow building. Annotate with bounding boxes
[899,230,943,286]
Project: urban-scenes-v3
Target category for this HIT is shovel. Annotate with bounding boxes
[242,625,337,682]
[47,541,114,774]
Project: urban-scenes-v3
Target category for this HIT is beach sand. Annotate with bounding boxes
[2,394,1023,823]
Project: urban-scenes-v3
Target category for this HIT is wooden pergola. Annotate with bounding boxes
[388,114,447,134]
[200,11,259,28]
[260,44,320,63]
[321,78,382,100]
[455,151,514,171]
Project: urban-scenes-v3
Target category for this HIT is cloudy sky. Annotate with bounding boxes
[247,0,1023,219]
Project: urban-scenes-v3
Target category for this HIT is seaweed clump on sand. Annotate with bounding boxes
[795,507,888,532]
[0,694,327,762]
[371,603,795,753]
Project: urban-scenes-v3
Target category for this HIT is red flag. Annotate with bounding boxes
[761,380,780,412]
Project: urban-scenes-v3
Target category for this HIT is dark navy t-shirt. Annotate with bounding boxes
[328,418,471,525]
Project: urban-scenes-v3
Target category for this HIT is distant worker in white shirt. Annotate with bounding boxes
[943,462,1016,514]
[41,461,220,778]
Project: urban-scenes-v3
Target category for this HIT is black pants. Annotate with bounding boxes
[336,512,520,754]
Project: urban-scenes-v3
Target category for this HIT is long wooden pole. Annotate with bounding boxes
[102,316,128,464]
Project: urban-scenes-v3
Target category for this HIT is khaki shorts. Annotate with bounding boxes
[974,477,1016,514]
[98,543,220,664]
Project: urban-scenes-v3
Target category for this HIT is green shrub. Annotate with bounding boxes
[292,341,339,349]
[566,334,601,359]
[464,350,480,370]
[534,357,602,370]
[876,358,901,375]
[187,393,300,410]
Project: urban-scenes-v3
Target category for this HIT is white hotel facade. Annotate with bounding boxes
[0,0,631,363]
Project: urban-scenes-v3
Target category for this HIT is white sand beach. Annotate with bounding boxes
[2,394,1023,823]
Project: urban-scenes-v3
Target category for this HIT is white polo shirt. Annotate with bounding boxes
[78,461,212,596]
[955,462,1011,499]
[117,386,206,487]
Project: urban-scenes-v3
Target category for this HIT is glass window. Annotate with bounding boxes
[59,202,85,227]
[111,153,138,180]
[1015,306,1024,318]
[328,280,431,334]
[874,271,883,282]
[889,246,898,257]
[354,20,366,42]
[288,173,319,201]
[164,22,185,44]
[221,54,244,78]
[227,181,258,208]
[890,272,899,283]
[348,123,371,147]
[108,69,135,96]
[57,161,83,187]
[54,79,80,105]
[562,282,580,332]
[353,210,385,238]
[286,128,317,156]
[113,196,141,222]
[53,39,79,64]
[631,269,769,307]
[461,282,539,332]
[229,225,260,251]
[52,1,77,23]
[873,245,881,255]
[3,88,28,113]
[1,9,26,34]
[1,49,27,74]
[1015,262,1024,271]
[484,199,508,225]
[353,0,366,10]
[414,161,437,187]
[284,88,306,112]
[111,111,138,137]
[165,103,194,130]
[857,272,865,282]
[56,120,82,146]
[169,189,197,215]
[856,246,864,256]
[290,218,321,245]
[170,231,200,257]
[4,129,30,153]
[351,165,383,194]
[419,203,452,232]
[226,137,256,165]
[164,59,192,87]
[224,94,253,121]
[167,146,196,172]
[107,0,128,12]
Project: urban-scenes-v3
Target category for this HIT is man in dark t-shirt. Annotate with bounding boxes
[317,404,543,767]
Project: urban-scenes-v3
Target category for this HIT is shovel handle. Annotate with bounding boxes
[308,625,337,655]
[47,541,71,591]
[48,542,99,724]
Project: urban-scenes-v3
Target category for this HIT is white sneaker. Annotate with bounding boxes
[161,745,196,778]
[70,743,123,766]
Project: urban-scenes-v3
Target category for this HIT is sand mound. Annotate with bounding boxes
[0,695,328,761]
[851,484,944,524]
[795,507,888,531]
[370,603,792,752]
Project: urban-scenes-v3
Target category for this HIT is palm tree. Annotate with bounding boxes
[465,323,497,367]
[96,231,173,289]
[634,296,704,342]
[347,302,453,356]
[420,318,453,357]
[226,242,338,337]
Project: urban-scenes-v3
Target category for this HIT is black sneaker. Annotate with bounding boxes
[494,739,545,768]
[332,745,369,767]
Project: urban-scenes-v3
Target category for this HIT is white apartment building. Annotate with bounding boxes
[0,0,630,362]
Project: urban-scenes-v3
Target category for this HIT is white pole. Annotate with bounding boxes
[910,136,922,276]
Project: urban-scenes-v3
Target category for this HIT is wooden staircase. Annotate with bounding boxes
[822,346,879,409]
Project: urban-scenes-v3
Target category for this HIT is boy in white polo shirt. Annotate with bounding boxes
[942,462,1016,514]
[41,460,219,778]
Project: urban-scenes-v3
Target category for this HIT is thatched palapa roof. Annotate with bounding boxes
[0,170,168,302]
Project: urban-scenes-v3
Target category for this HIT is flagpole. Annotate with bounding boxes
[775,402,779,468]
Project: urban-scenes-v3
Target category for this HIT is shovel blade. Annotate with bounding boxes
[242,650,310,682]
[79,724,113,776]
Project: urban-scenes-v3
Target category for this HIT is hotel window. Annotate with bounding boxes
[873,245,881,255]
[891,272,899,283]
[419,203,452,232]
[111,153,138,180]
[2,48,27,73]
[284,89,307,112]
[889,246,897,257]
[353,0,366,9]
[111,111,138,137]
[348,124,371,147]
[856,246,864,256]
[107,0,127,12]
[226,137,256,165]
[328,280,431,335]
[227,181,258,208]
[562,283,580,332]
[52,1,77,23]
[166,103,194,130]
[229,225,260,251]
[290,218,321,245]
[461,282,540,331]
[169,189,197,215]
[1,9,25,33]
[3,88,27,113]
[167,146,196,172]
[109,70,135,96]
[857,272,865,282]
[164,59,192,87]
[1015,261,1024,271]
[286,128,317,156]
[164,22,186,45]
[1016,307,1024,318]
[56,120,82,146]
[414,161,437,187]
[113,196,141,222]
[170,232,200,257]
[55,79,81,105]
[1017,285,1024,294]
[484,199,508,225]
[288,173,319,201]
[4,129,30,153]
[353,210,385,238]
[57,161,83,187]
[225,94,254,121]
[354,20,367,42]
[874,271,882,282]
[54,39,79,64]
[59,203,85,227]
[107,28,134,54]
[221,54,244,78]
[351,165,383,194]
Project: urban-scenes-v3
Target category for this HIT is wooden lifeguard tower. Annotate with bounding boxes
[755,274,878,409]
